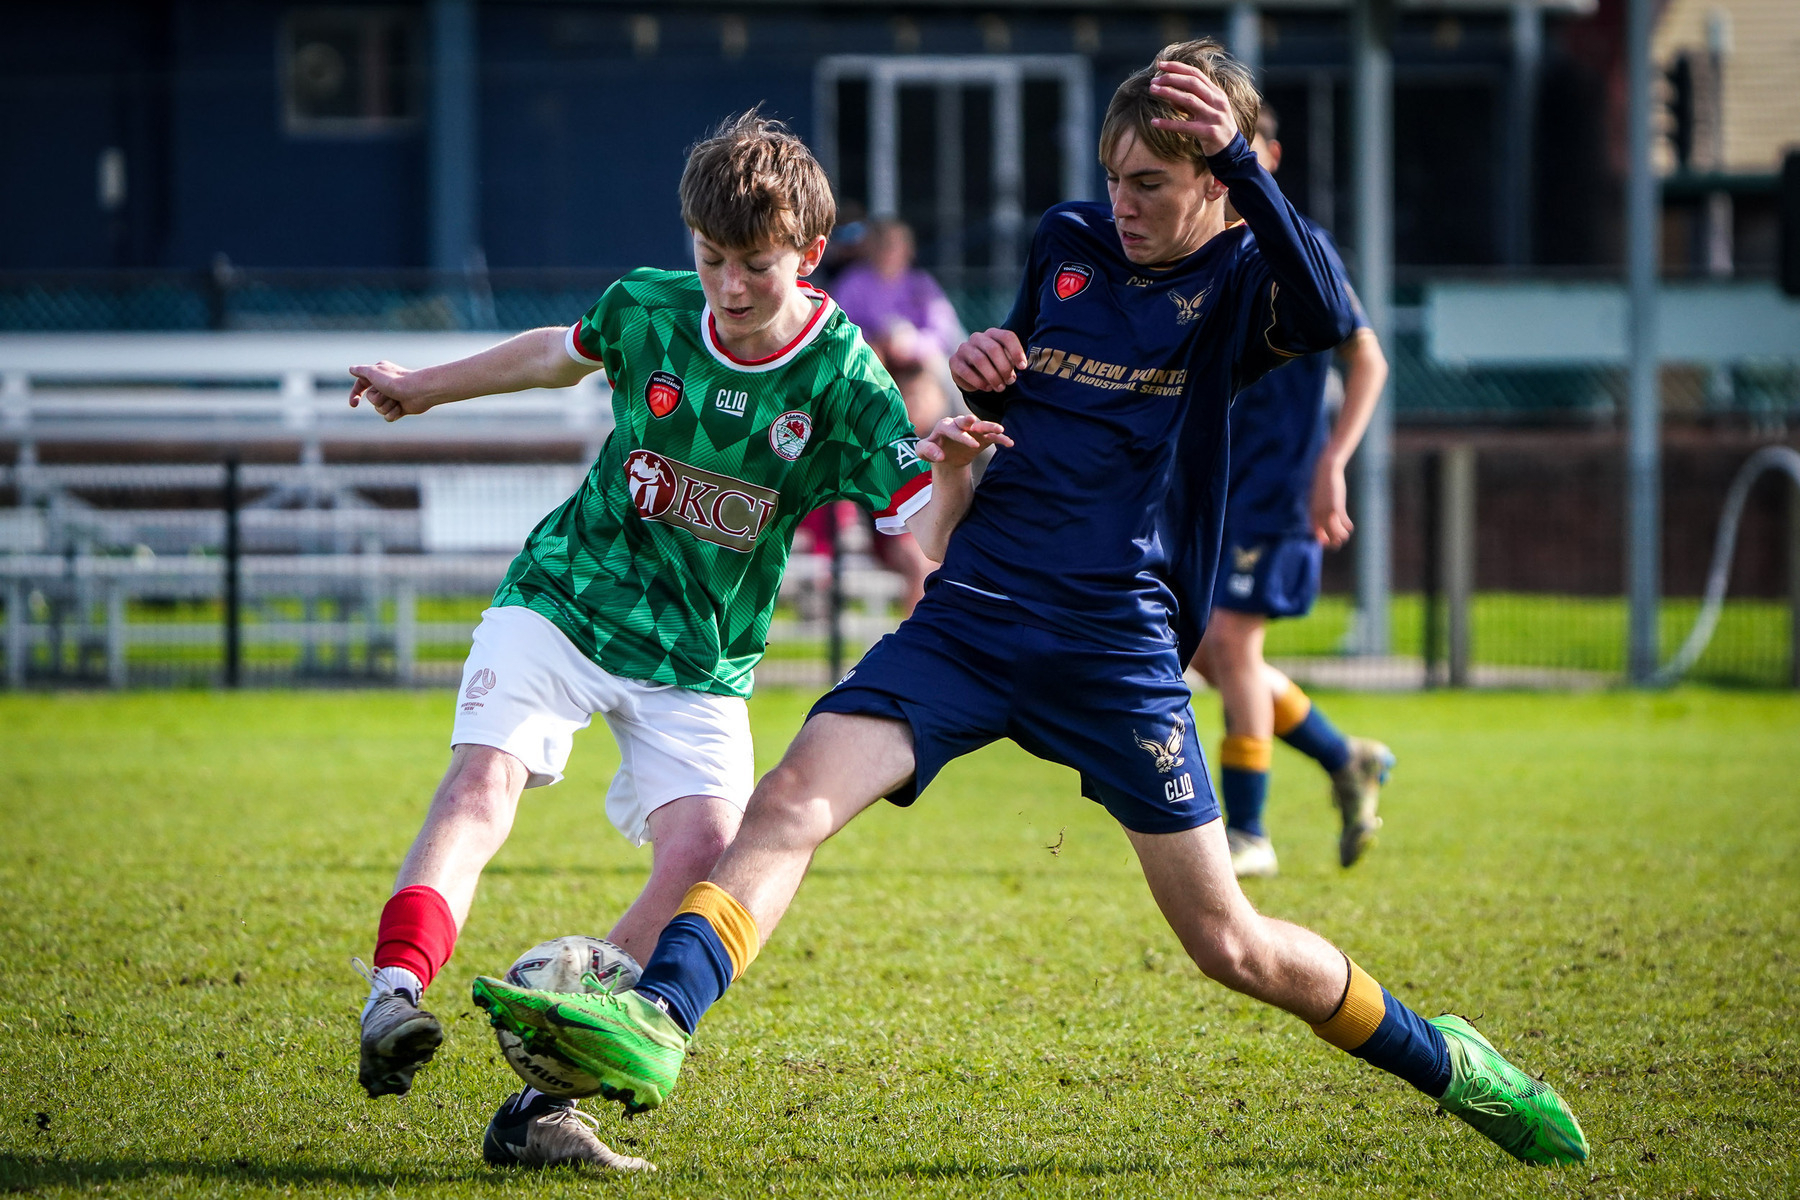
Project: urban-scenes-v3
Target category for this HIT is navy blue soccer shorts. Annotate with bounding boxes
[1212,533,1323,619]
[808,585,1219,834]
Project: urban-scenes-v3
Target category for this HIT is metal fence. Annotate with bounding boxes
[1,282,1797,692]
[0,462,907,690]
[3,442,1795,691]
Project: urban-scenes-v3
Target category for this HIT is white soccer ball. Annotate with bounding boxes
[494,935,642,1098]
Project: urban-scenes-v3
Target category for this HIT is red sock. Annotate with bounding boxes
[373,885,457,990]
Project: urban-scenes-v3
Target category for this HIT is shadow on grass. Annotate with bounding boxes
[1,1151,1340,1190]
[0,1154,501,1191]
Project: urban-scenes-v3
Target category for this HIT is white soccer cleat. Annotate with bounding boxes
[1330,737,1394,868]
[482,1090,656,1172]
[1227,828,1279,878]
[353,958,443,1098]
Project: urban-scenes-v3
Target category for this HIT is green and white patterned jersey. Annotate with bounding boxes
[492,268,931,698]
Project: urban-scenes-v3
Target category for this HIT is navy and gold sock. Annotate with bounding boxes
[1220,734,1272,838]
[1310,956,1451,1097]
[1274,683,1351,774]
[634,882,761,1034]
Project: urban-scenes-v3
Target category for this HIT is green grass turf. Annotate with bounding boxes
[1,687,1796,1197]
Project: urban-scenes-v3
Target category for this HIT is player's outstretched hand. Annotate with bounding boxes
[1147,60,1238,158]
[348,361,435,422]
[1310,458,1354,549]
[916,413,1014,469]
[949,328,1027,393]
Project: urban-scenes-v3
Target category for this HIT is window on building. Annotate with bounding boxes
[283,8,421,135]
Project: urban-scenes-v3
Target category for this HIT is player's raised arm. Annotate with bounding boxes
[903,413,1013,562]
[348,325,601,423]
[1149,60,1356,358]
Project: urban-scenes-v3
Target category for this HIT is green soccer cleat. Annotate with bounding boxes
[1330,737,1394,868]
[472,976,688,1114]
[1430,1014,1589,1165]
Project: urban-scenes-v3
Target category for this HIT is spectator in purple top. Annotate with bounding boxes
[827,219,968,615]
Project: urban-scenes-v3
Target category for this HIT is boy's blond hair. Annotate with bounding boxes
[679,108,836,251]
[1098,39,1260,174]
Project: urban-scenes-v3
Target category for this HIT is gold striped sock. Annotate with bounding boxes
[1220,734,1272,772]
[1272,683,1313,737]
[676,882,761,980]
[1311,957,1386,1051]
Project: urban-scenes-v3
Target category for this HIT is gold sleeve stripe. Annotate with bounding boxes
[677,881,761,980]
[1311,959,1386,1051]
[1220,734,1273,772]
[1272,683,1313,737]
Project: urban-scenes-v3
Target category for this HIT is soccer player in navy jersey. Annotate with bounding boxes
[471,42,1589,1165]
[1190,104,1396,879]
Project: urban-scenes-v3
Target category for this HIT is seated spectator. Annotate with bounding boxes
[829,219,967,615]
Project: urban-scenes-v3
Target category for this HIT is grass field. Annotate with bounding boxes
[2,687,1797,1198]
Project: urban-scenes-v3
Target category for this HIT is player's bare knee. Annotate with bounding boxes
[741,766,834,852]
[650,819,735,882]
[1186,922,1273,994]
[429,772,516,839]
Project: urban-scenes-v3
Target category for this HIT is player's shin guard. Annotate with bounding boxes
[634,882,760,1034]
[1274,683,1351,774]
[1220,735,1272,837]
[1310,956,1451,1097]
[373,884,457,992]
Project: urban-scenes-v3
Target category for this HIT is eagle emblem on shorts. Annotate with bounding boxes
[1231,544,1263,572]
[1133,714,1186,775]
[1170,289,1208,325]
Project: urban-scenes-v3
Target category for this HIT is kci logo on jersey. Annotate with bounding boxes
[1170,288,1207,325]
[645,370,685,418]
[1054,262,1093,300]
[625,449,779,553]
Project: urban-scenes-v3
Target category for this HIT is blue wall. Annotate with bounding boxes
[1,2,1522,273]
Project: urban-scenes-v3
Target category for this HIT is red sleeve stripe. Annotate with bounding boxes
[874,474,932,533]
[564,323,606,366]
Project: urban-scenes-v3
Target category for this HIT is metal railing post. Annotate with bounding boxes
[223,457,242,688]
[1442,444,1477,688]
[105,577,126,689]
[1789,477,1800,690]
[1421,451,1442,687]
[395,578,417,687]
[4,578,25,688]
[828,505,845,684]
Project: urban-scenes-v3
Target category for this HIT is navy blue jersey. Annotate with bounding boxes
[942,133,1358,663]
[1226,220,1368,540]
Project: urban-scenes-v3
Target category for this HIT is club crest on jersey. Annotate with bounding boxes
[1170,289,1208,325]
[1133,714,1187,775]
[644,370,685,418]
[769,410,813,460]
[623,448,779,553]
[1054,262,1094,300]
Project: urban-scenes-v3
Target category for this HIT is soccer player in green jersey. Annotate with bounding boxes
[343,110,1009,1171]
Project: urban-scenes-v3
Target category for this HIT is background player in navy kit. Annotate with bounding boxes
[1191,105,1395,879]
[475,41,1590,1167]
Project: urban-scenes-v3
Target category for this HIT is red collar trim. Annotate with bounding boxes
[706,281,830,366]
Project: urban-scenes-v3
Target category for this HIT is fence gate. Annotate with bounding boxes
[815,55,1092,275]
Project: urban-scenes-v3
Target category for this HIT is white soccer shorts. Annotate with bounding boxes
[449,605,754,846]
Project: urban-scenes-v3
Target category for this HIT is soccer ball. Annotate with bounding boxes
[494,935,642,1098]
